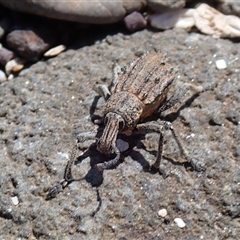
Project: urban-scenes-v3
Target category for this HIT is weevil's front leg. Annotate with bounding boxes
[95,144,120,171]
[46,131,96,199]
[64,143,78,182]
[46,143,79,200]
[93,84,111,101]
[64,131,97,181]
[158,83,203,113]
[135,122,166,175]
[162,122,205,172]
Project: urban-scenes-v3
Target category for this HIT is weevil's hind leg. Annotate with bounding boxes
[152,132,169,178]
[158,83,203,113]
[95,144,120,172]
[166,121,205,172]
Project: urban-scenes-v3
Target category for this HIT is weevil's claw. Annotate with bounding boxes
[46,180,69,200]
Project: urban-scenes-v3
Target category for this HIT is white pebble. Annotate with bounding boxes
[116,139,129,152]
[44,44,66,57]
[0,69,7,82]
[5,57,25,75]
[215,59,227,69]
[8,74,14,80]
[158,208,168,217]
[174,217,186,228]
[11,196,19,205]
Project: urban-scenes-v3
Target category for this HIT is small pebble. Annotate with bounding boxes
[6,27,57,61]
[116,139,129,152]
[11,196,19,205]
[158,208,168,217]
[124,11,147,32]
[174,217,186,228]
[5,57,26,75]
[0,47,14,65]
[215,59,227,69]
[8,74,14,80]
[0,69,7,82]
[44,44,66,57]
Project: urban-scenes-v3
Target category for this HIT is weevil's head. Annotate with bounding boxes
[97,112,125,154]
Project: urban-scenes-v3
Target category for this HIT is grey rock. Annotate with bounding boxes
[0,47,14,65]
[124,11,147,32]
[0,0,146,24]
[6,26,57,61]
[147,0,186,12]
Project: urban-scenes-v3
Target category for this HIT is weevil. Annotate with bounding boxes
[47,53,206,199]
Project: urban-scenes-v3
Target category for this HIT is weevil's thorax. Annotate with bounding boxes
[103,91,144,131]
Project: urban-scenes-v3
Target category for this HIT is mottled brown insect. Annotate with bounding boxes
[47,53,205,199]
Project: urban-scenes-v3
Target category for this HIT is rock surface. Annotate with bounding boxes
[0,0,146,24]
[0,27,240,239]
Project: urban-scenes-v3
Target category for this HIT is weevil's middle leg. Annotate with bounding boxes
[64,131,97,181]
[135,120,204,174]
[135,122,166,174]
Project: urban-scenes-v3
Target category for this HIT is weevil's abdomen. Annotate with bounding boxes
[103,91,144,131]
[111,53,176,118]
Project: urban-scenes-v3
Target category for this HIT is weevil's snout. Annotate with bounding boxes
[97,138,114,154]
[97,112,125,155]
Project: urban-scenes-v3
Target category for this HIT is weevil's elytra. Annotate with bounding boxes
[47,52,206,199]
[112,54,175,112]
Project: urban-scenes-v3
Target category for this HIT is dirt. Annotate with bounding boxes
[0,26,240,239]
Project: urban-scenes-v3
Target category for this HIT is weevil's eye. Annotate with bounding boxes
[118,120,125,131]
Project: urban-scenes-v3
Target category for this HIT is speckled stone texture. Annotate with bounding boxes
[0,28,240,239]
